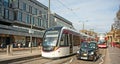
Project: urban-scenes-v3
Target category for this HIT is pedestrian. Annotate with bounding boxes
[29,41,31,48]
[23,43,25,48]
[110,42,113,47]
[18,43,21,48]
[1,43,4,50]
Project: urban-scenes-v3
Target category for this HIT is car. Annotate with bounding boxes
[76,42,99,61]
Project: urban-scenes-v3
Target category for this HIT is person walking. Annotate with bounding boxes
[111,42,113,47]
[29,41,31,48]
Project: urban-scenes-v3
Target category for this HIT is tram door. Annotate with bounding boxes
[69,34,73,54]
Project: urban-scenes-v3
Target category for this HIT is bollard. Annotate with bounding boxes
[10,44,13,55]
[7,45,10,55]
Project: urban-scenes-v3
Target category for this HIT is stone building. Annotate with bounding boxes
[0,0,74,48]
[51,13,73,29]
[107,8,120,43]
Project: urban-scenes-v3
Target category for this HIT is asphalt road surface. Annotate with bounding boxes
[8,49,106,64]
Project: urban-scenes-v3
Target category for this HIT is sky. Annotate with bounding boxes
[37,0,120,33]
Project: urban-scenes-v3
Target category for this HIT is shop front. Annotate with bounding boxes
[0,34,14,48]
[0,24,43,52]
[26,36,42,47]
[13,36,26,48]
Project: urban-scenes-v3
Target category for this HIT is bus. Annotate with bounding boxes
[97,33,107,48]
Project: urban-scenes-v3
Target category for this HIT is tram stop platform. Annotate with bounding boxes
[0,47,41,63]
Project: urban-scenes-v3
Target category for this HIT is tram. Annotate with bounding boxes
[80,33,95,42]
[41,26,81,58]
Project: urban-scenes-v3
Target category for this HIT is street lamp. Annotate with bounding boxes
[82,21,85,32]
[79,20,88,33]
[48,0,51,28]
[29,24,34,53]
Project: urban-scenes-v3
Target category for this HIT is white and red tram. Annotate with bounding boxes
[41,26,81,58]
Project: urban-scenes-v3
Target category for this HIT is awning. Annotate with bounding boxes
[0,29,43,38]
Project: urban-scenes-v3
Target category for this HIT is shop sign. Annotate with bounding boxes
[29,29,34,33]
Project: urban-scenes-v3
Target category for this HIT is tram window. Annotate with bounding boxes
[60,34,64,46]
[60,34,69,46]
[73,35,80,46]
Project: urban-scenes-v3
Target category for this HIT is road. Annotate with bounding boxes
[66,49,107,64]
[9,57,71,64]
[8,49,106,64]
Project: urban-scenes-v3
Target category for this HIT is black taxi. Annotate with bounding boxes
[76,42,99,61]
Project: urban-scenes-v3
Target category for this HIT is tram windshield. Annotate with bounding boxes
[43,31,59,47]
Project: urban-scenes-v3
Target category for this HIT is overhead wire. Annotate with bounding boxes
[56,0,81,19]
[38,0,81,20]
[50,0,66,13]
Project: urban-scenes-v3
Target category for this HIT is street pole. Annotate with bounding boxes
[48,0,50,28]
[82,20,88,33]
[7,45,10,55]
[30,24,32,53]
[83,21,84,32]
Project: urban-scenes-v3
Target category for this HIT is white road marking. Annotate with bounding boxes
[69,58,73,63]
[99,55,105,64]
[63,58,73,64]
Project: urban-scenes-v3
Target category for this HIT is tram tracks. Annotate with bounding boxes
[9,56,56,64]
[7,56,72,64]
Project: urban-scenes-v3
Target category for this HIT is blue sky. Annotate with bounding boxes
[37,0,120,33]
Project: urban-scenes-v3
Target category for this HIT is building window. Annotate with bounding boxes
[3,0,9,7]
[9,0,13,8]
[44,14,47,19]
[0,5,2,16]
[26,14,30,24]
[30,15,31,24]
[18,11,22,22]
[42,20,44,27]
[39,10,42,16]
[4,8,9,19]
[14,11,17,20]
[44,21,47,28]
[23,2,26,11]
[29,5,32,13]
[32,8,34,14]
[31,16,34,25]
[32,7,37,15]
[35,8,37,15]
[9,10,14,20]
[38,18,41,26]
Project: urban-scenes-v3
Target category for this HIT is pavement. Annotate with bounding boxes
[0,47,41,64]
[105,46,120,64]
[0,46,120,64]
